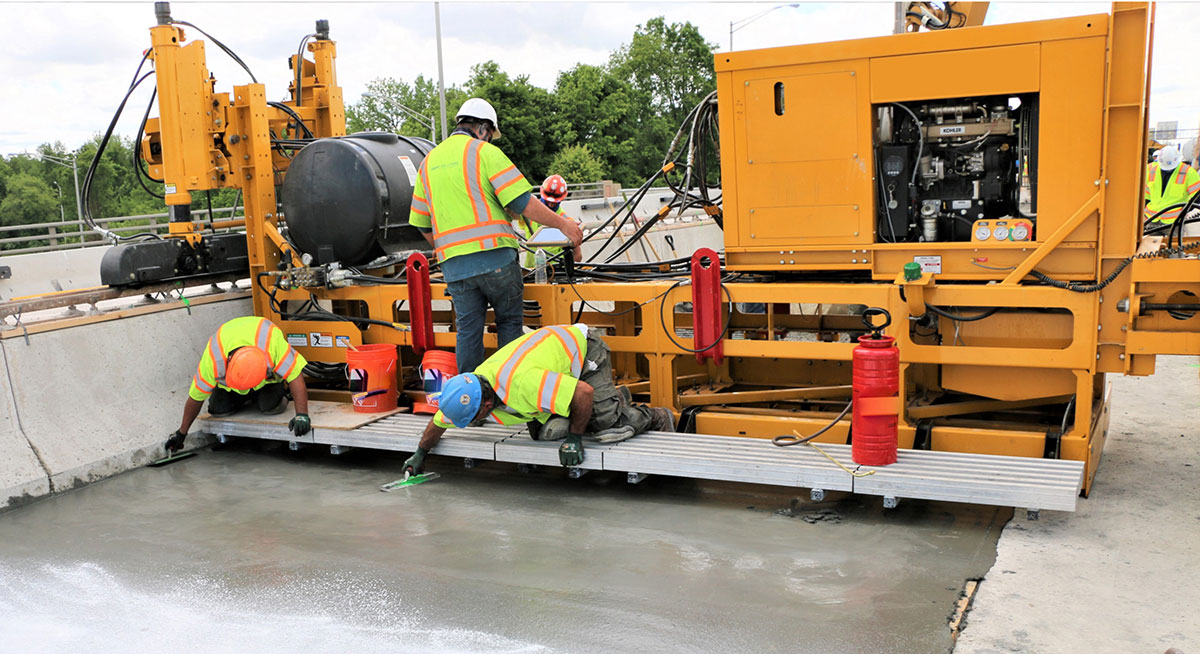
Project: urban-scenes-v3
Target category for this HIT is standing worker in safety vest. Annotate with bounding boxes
[408,98,584,374]
[517,175,571,269]
[1145,146,1200,224]
[165,316,311,453]
[401,325,674,471]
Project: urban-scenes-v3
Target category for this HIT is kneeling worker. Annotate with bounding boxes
[166,316,311,453]
[404,325,674,472]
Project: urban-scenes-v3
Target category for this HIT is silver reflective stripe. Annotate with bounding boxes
[496,331,551,399]
[539,371,560,412]
[255,320,271,350]
[546,326,583,377]
[433,222,514,251]
[193,373,215,393]
[489,166,522,189]
[209,334,226,380]
[411,196,430,213]
[464,140,491,223]
[274,349,297,376]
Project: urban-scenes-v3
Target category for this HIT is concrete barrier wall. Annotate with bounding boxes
[0,296,251,510]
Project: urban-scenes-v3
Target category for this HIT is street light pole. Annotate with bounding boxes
[435,1,448,141]
[729,3,801,51]
[30,150,85,242]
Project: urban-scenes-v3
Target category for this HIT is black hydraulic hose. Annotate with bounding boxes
[294,34,315,106]
[267,101,316,139]
[172,20,258,83]
[658,281,733,355]
[772,402,853,446]
[925,305,1001,322]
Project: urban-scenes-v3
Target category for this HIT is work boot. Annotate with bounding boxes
[648,407,675,432]
[588,425,636,444]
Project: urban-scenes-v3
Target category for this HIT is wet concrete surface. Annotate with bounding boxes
[0,443,1009,653]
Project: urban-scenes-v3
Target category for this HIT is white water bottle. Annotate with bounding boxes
[534,249,548,284]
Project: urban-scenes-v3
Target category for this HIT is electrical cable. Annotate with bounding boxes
[891,102,924,187]
[133,86,165,198]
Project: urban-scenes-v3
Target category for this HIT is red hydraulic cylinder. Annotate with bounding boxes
[689,247,723,365]
[406,252,434,356]
[852,308,899,466]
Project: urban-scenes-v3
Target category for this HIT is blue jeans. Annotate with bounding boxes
[446,259,525,373]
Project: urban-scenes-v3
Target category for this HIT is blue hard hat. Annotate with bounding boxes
[438,373,483,427]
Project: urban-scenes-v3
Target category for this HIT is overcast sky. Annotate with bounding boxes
[2,1,1197,155]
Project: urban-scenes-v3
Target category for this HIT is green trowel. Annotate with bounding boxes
[379,471,440,491]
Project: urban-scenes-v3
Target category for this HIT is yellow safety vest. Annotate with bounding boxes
[189,316,307,401]
[408,133,533,262]
[434,325,588,428]
[1145,161,1200,224]
[518,198,566,268]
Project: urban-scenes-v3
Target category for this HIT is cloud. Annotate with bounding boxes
[3,1,1196,154]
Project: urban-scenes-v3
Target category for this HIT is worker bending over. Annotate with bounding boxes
[166,316,311,453]
[408,98,583,374]
[1145,145,1200,225]
[403,325,674,471]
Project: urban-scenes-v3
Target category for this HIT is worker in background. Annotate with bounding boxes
[516,174,572,268]
[402,325,674,471]
[165,316,311,453]
[408,98,584,374]
[1144,145,1200,225]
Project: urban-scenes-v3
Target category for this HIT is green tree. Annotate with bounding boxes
[608,17,717,182]
[551,64,639,183]
[549,145,606,184]
[346,75,466,141]
[465,61,558,180]
[0,173,58,249]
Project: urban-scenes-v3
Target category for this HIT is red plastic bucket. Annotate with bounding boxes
[415,350,458,415]
[346,344,398,413]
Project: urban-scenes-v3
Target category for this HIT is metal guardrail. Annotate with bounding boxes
[567,181,621,200]
[0,206,244,256]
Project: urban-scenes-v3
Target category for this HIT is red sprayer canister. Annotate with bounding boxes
[851,308,900,466]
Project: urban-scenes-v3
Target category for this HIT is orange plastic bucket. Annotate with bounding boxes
[415,350,458,415]
[346,344,398,413]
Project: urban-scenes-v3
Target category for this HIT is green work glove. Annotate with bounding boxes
[165,430,186,453]
[404,447,428,476]
[559,433,585,467]
[288,413,311,437]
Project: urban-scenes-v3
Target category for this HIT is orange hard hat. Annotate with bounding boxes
[226,347,270,391]
[541,175,568,202]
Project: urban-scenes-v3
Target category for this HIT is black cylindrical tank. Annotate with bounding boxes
[282,132,434,265]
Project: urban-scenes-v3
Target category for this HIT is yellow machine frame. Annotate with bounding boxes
[145,3,1198,496]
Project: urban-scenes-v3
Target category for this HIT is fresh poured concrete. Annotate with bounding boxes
[0,444,1007,653]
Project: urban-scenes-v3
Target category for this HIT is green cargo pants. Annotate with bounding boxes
[527,332,654,443]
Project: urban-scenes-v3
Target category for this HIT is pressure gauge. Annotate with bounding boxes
[1011,223,1030,241]
[993,225,1010,240]
[974,224,992,241]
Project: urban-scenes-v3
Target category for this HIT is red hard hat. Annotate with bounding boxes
[541,175,568,202]
[226,347,270,391]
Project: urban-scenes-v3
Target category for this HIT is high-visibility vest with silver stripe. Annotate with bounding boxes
[407,133,534,262]
[189,316,307,401]
[1145,161,1200,223]
[472,325,588,425]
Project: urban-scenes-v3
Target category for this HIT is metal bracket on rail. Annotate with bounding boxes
[406,252,434,356]
[1042,426,1062,460]
[912,419,934,450]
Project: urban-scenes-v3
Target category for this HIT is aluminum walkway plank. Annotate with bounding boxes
[600,431,856,491]
[852,448,1086,512]
[198,414,1087,511]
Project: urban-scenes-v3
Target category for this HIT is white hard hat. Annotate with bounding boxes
[455,98,501,139]
[1158,146,1182,171]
